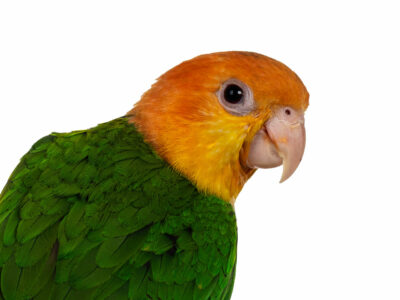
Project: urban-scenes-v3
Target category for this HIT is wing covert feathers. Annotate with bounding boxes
[0,118,237,299]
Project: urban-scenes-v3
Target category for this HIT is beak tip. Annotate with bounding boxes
[279,163,296,183]
[279,175,288,184]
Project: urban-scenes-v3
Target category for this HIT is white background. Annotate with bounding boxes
[1,1,400,299]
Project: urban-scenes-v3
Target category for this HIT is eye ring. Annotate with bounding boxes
[217,78,255,116]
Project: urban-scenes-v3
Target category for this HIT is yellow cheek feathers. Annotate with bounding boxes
[169,115,255,203]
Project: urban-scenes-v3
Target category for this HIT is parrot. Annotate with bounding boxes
[0,51,308,300]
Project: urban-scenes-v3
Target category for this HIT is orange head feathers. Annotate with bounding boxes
[128,51,309,204]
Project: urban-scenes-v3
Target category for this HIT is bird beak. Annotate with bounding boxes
[246,106,306,182]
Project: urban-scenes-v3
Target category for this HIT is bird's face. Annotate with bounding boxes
[129,52,309,203]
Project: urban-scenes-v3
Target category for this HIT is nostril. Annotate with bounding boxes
[285,108,291,116]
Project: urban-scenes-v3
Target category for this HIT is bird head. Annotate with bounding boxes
[128,52,309,204]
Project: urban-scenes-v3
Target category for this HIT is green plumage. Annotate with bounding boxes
[0,117,237,300]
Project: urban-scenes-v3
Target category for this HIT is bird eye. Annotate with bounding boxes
[217,79,254,116]
[224,84,243,104]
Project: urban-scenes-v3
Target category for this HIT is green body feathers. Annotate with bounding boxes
[0,118,237,300]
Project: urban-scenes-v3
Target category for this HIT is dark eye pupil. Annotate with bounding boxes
[224,84,243,104]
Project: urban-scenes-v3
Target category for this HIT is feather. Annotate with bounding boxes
[0,117,237,299]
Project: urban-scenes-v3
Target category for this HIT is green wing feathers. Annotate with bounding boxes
[0,118,237,300]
